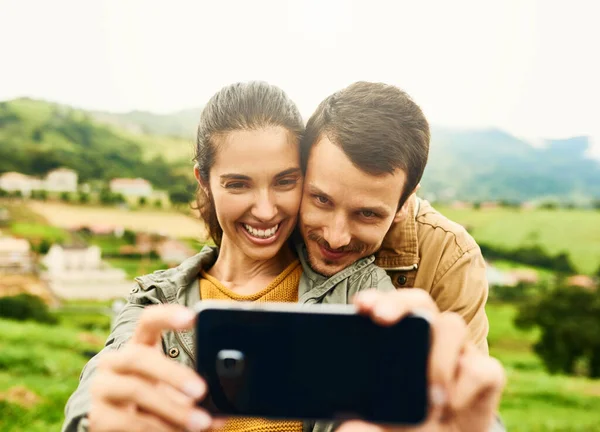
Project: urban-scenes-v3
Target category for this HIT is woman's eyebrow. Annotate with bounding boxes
[220,173,251,180]
[274,168,302,178]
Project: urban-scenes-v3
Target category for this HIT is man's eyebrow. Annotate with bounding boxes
[307,184,333,201]
[275,168,302,178]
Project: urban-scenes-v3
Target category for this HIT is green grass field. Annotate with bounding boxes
[436,206,600,275]
[104,257,169,279]
[1,303,599,431]
[487,304,600,431]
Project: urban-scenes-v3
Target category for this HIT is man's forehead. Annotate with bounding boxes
[306,136,407,206]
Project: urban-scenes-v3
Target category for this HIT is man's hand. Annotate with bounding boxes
[337,290,505,432]
[88,305,218,432]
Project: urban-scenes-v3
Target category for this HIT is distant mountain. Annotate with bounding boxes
[421,127,600,202]
[2,98,599,202]
[90,107,202,139]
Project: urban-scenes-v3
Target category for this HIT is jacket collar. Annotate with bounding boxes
[135,245,218,303]
[374,195,421,270]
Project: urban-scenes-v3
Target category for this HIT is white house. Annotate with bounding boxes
[0,172,43,196]
[42,244,130,300]
[0,168,78,196]
[44,168,78,193]
[0,236,34,273]
[43,244,102,273]
[109,178,153,197]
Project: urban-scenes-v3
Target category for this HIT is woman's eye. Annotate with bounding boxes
[225,182,247,189]
[277,178,297,186]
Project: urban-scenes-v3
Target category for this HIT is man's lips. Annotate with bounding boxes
[318,244,350,261]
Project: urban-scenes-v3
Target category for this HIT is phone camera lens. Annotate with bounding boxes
[216,350,245,378]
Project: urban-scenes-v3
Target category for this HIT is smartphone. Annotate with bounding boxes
[194,301,430,425]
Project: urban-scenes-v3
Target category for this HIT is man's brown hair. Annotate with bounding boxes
[301,81,430,207]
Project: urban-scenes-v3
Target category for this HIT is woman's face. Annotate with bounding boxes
[204,126,303,262]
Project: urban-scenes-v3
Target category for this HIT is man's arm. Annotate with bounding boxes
[429,246,489,354]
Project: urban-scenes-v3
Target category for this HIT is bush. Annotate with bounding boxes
[0,294,57,324]
[60,191,71,202]
[138,196,147,206]
[488,282,546,303]
[37,238,52,255]
[56,311,111,332]
[78,191,90,204]
[30,189,48,200]
[480,243,576,274]
[154,199,163,208]
[516,284,600,377]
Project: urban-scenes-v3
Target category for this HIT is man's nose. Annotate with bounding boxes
[251,190,277,221]
[323,213,352,250]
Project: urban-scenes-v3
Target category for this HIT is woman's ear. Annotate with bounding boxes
[193,164,209,196]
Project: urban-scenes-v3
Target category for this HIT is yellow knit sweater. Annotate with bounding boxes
[199,259,303,432]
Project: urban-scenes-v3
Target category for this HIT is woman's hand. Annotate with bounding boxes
[88,304,218,432]
[338,289,505,432]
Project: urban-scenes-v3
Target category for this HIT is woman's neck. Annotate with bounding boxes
[207,239,296,295]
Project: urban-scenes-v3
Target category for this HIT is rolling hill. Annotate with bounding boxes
[1,97,599,203]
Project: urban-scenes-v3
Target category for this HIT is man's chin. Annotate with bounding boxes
[307,253,345,277]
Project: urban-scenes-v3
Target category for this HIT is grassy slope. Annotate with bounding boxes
[5,98,192,165]
[436,206,600,275]
[487,304,600,431]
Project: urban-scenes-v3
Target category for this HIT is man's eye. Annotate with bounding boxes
[315,195,329,204]
[361,210,376,218]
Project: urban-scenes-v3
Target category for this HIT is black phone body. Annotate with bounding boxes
[194,302,430,425]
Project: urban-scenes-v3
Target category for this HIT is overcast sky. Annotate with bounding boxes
[1,0,599,154]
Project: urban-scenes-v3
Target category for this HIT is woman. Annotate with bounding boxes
[62,82,505,432]
[64,81,307,432]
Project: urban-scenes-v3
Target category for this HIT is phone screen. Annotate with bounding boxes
[195,306,429,425]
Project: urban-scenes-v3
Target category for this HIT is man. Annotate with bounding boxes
[298,81,489,352]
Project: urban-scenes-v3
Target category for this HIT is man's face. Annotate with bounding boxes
[299,136,408,276]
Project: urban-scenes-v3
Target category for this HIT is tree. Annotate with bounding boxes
[38,238,52,255]
[138,196,147,207]
[99,187,113,205]
[552,252,576,274]
[114,193,126,204]
[169,188,191,207]
[516,284,600,377]
[123,229,137,245]
[31,128,43,142]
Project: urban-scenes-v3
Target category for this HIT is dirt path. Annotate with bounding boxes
[28,202,207,239]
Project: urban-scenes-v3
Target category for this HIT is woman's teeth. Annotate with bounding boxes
[243,223,279,239]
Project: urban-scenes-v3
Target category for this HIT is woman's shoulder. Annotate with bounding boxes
[130,245,219,304]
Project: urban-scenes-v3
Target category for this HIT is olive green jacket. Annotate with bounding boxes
[62,245,395,432]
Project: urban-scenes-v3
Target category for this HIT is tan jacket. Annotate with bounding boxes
[376,196,490,353]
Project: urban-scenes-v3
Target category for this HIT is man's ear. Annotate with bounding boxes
[393,187,418,223]
[193,164,209,196]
